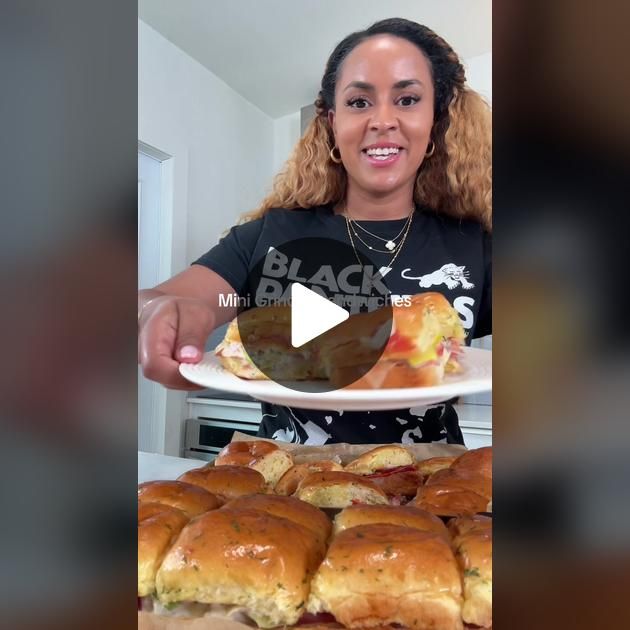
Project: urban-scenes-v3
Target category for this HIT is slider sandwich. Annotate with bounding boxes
[214,440,294,487]
[215,304,326,381]
[321,292,466,389]
[296,471,389,509]
[138,503,189,600]
[448,515,493,628]
[344,445,423,501]
[416,455,458,477]
[275,460,344,496]
[154,506,327,627]
[214,292,466,389]
[412,484,489,518]
[306,524,463,630]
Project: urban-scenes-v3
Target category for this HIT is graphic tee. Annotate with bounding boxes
[194,205,491,446]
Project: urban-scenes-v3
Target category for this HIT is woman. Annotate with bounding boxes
[138,18,491,445]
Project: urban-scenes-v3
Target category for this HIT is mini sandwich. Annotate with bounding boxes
[344,445,422,500]
[296,471,389,509]
[214,440,294,487]
[425,468,492,503]
[178,464,267,503]
[332,504,449,542]
[215,292,465,389]
[155,507,326,628]
[214,304,325,381]
[411,484,489,518]
[138,502,189,598]
[137,480,221,518]
[448,515,493,628]
[275,460,344,496]
[322,292,466,389]
[416,455,458,477]
[306,524,463,630]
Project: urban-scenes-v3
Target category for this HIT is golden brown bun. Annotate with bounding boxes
[448,516,492,627]
[221,494,332,544]
[416,455,457,477]
[275,460,344,496]
[411,485,489,517]
[178,464,266,502]
[448,513,492,539]
[451,446,493,479]
[307,524,463,630]
[344,445,414,475]
[215,440,294,487]
[138,502,189,597]
[137,480,221,518]
[156,507,326,628]
[296,471,388,508]
[390,292,466,349]
[332,504,449,542]
[426,468,492,502]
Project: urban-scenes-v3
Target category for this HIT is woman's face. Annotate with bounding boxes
[329,35,435,199]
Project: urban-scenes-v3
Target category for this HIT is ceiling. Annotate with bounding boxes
[139,0,492,119]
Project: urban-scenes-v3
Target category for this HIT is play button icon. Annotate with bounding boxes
[291,283,349,348]
[235,236,393,392]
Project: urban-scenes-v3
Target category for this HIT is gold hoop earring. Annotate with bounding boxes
[425,141,435,158]
[330,146,343,164]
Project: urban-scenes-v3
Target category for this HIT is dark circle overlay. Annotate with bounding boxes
[236,237,394,392]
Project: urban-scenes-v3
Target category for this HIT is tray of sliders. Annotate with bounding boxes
[138,436,492,630]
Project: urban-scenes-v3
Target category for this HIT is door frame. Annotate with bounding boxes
[138,138,189,455]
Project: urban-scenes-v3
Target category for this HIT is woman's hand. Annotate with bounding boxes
[138,294,216,390]
[138,266,238,390]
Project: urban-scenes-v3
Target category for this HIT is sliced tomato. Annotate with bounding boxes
[387,332,415,353]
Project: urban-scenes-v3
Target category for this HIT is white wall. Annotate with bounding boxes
[272,111,301,176]
[138,20,275,268]
[139,20,277,456]
[464,52,492,104]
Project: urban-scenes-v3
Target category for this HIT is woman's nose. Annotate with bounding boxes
[369,104,398,131]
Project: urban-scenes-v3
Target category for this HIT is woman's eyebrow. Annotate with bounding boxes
[343,79,424,92]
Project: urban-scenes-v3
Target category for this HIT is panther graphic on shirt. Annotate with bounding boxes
[401,263,475,290]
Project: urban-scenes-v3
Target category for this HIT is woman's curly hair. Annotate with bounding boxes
[246,18,491,230]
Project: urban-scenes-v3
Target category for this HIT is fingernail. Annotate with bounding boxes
[179,345,199,359]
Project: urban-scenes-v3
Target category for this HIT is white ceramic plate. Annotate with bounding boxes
[180,347,491,411]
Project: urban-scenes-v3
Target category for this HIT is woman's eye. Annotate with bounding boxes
[398,95,420,107]
[347,97,370,109]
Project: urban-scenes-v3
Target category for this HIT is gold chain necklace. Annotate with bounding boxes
[348,225,398,254]
[347,209,413,251]
[344,210,414,291]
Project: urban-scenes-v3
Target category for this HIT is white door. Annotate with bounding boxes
[138,151,167,452]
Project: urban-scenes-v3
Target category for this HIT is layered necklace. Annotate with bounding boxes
[343,206,415,267]
[347,208,414,253]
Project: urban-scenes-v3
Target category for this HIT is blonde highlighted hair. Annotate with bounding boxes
[245,19,491,231]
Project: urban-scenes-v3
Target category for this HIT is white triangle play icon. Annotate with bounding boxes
[291,283,349,348]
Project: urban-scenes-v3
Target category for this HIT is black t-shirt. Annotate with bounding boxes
[194,205,491,446]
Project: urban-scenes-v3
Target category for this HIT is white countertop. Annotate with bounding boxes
[138,451,205,483]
